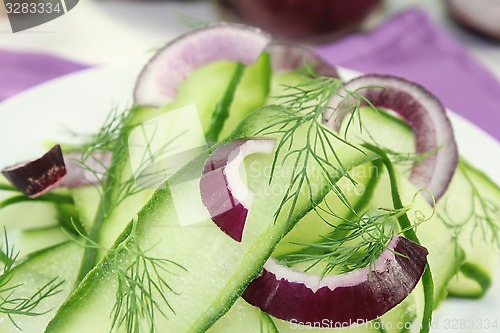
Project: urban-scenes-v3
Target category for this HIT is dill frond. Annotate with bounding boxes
[280,205,410,276]
[109,221,187,333]
[439,162,500,250]
[0,229,63,330]
[256,74,374,227]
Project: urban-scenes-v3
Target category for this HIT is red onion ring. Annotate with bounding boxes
[243,235,428,326]
[200,138,275,242]
[134,23,271,107]
[326,74,458,203]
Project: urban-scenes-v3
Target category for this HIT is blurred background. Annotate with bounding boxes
[0,0,499,76]
[1,0,500,142]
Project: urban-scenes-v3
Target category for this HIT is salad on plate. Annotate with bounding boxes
[0,23,499,333]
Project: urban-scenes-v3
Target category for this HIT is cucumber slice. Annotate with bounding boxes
[14,225,68,256]
[91,56,271,263]
[441,160,500,298]
[0,200,59,231]
[1,200,64,258]
[218,53,271,139]
[272,161,379,257]
[339,106,415,179]
[69,186,101,233]
[338,105,461,304]
[208,299,279,333]
[45,107,373,333]
[0,242,85,333]
[447,263,492,298]
[340,106,414,155]
[365,165,462,306]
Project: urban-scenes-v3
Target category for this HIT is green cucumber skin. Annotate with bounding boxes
[345,105,498,300]
[69,186,101,234]
[44,107,374,333]
[84,57,272,274]
[15,226,69,257]
[443,159,500,298]
[272,161,378,258]
[208,299,279,333]
[219,53,271,140]
[447,263,492,299]
[205,63,246,143]
[0,241,85,333]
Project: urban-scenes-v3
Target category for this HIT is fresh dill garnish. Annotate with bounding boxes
[111,235,187,333]
[380,146,440,167]
[256,74,377,227]
[341,107,441,171]
[280,205,418,276]
[0,230,63,330]
[69,219,186,333]
[438,162,500,250]
[75,106,185,215]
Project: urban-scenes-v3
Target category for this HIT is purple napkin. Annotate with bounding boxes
[315,9,500,141]
[0,49,88,101]
[1,9,499,141]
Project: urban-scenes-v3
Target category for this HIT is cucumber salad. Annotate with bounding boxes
[1,23,499,333]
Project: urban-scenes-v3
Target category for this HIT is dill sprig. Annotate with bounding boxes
[346,110,441,171]
[256,74,376,226]
[111,240,186,333]
[439,162,500,250]
[280,205,411,276]
[75,106,184,216]
[67,220,186,333]
[111,221,187,333]
[0,230,63,330]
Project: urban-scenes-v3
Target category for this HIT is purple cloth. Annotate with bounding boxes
[316,9,500,141]
[0,9,499,140]
[0,49,88,101]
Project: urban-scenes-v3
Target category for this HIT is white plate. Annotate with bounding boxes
[0,64,499,332]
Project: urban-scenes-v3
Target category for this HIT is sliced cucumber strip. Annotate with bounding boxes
[45,107,373,333]
[365,166,461,306]
[209,298,279,333]
[272,161,379,257]
[440,159,500,298]
[15,225,68,256]
[0,242,85,333]
[69,186,101,233]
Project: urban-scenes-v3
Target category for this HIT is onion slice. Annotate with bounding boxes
[326,74,458,203]
[200,139,275,242]
[242,235,428,326]
[134,23,271,107]
[267,43,339,78]
[1,145,67,198]
[58,151,112,188]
